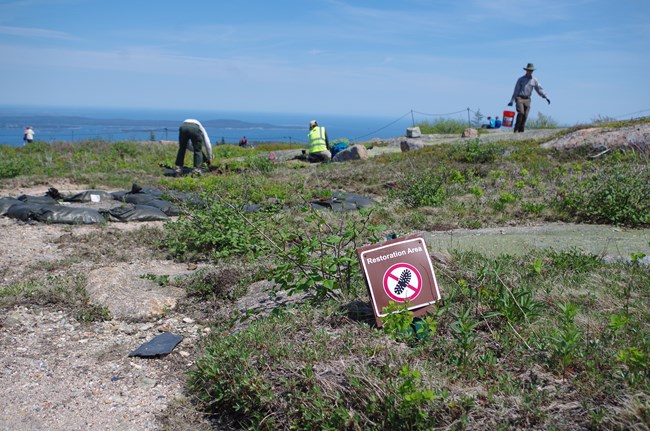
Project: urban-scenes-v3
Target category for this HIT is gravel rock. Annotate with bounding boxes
[0,304,202,431]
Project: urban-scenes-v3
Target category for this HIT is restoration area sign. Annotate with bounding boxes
[357,234,442,327]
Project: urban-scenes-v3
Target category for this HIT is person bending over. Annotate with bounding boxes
[175,119,213,175]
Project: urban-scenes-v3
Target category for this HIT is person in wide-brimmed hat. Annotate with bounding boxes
[507,63,551,133]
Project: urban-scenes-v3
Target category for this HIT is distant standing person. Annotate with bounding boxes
[175,119,212,175]
[508,63,550,133]
[23,126,34,145]
[306,120,331,163]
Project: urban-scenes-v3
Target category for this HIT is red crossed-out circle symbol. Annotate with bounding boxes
[383,263,423,302]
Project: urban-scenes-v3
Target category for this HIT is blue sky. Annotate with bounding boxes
[1,0,649,125]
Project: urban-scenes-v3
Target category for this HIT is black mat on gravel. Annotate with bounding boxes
[310,192,376,212]
[128,332,183,358]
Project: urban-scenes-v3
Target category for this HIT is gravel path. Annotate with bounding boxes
[1,307,201,431]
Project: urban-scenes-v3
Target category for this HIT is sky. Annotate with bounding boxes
[1,0,649,125]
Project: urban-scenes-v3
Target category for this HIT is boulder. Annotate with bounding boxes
[541,123,650,151]
[462,128,478,138]
[86,263,188,320]
[332,144,368,162]
[406,127,422,138]
[400,139,425,152]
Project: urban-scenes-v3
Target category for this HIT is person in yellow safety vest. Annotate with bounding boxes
[307,120,331,163]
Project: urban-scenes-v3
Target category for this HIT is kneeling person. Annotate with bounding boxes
[307,120,331,163]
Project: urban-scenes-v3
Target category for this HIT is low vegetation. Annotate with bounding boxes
[526,112,560,129]
[188,250,648,430]
[416,118,468,134]
[1,119,649,430]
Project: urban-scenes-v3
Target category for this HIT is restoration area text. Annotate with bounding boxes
[365,246,423,265]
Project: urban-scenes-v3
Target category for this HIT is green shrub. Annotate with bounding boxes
[162,195,272,261]
[212,144,250,159]
[272,208,383,301]
[546,248,602,273]
[388,169,448,208]
[484,283,544,325]
[546,303,583,371]
[498,192,517,204]
[111,141,141,159]
[521,202,546,215]
[470,185,484,199]
[452,139,500,163]
[556,164,650,226]
[381,301,437,345]
[450,305,479,369]
[0,154,29,178]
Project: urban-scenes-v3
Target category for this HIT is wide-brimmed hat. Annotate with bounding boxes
[523,63,536,71]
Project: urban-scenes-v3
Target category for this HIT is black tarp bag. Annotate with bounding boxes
[0,197,23,216]
[101,204,169,222]
[35,206,105,225]
[64,190,115,203]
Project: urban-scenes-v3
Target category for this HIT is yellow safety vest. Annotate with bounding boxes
[308,126,328,153]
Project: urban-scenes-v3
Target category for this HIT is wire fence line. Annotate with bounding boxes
[351,108,487,142]
[612,108,650,120]
[412,109,470,117]
[351,111,413,142]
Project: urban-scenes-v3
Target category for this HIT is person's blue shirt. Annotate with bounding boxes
[495,118,502,128]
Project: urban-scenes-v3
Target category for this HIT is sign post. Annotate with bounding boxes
[357,235,441,327]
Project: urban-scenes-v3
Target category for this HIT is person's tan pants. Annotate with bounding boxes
[515,96,531,132]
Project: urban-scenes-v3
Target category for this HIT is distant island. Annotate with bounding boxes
[0,115,301,130]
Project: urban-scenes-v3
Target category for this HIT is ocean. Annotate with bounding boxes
[0,105,423,147]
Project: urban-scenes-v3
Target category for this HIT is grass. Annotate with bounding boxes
[0,273,112,322]
[1,118,649,429]
[184,250,649,430]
